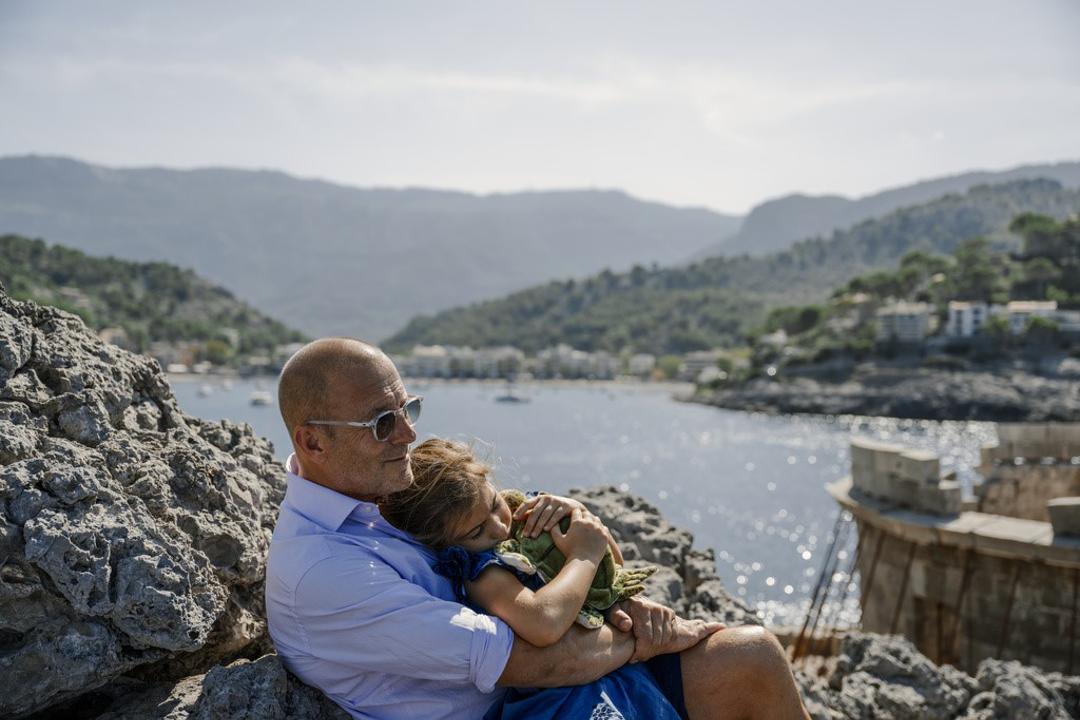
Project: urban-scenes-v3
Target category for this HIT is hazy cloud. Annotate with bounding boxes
[1,1,1077,212]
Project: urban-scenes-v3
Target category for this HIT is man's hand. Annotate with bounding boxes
[609,596,725,663]
[514,494,586,538]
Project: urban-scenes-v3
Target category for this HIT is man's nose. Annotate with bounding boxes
[390,410,417,444]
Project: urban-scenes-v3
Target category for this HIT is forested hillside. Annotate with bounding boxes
[0,234,305,361]
[386,179,1080,355]
[0,155,741,340]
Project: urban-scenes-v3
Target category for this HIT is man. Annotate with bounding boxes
[266,338,809,719]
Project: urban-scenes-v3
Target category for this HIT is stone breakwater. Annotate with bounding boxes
[3,287,1080,719]
[697,367,1080,422]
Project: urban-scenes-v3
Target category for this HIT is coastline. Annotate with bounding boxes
[167,372,695,395]
[691,366,1080,422]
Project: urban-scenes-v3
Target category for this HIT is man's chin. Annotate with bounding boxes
[393,467,414,491]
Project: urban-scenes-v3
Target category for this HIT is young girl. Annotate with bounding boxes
[381,437,688,720]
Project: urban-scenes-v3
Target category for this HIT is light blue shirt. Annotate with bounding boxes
[266,455,513,720]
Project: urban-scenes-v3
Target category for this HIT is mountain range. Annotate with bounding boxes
[3,155,1079,346]
[0,156,739,340]
[698,161,1080,258]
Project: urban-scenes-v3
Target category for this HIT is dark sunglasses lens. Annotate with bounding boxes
[405,397,422,424]
[374,411,396,441]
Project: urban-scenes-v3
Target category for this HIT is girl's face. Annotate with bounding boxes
[450,481,513,552]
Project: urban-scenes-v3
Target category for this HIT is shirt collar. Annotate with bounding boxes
[283,453,380,531]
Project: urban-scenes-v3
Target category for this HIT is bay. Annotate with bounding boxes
[171,376,996,627]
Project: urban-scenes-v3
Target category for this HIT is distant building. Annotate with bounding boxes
[398,345,452,378]
[696,366,727,385]
[1007,300,1058,335]
[219,327,241,349]
[876,302,931,343]
[834,292,877,325]
[98,327,134,351]
[678,350,725,383]
[273,342,306,369]
[1054,310,1080,335]
[758,329,788,349]
[397,345,527,380]
[473,346,525,379]
[945,301,1003,338]
[628,353,656,377]
[534,344,616,379]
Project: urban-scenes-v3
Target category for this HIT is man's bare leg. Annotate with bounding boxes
[681,626,809,720]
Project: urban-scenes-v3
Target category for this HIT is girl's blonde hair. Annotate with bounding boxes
[381,437,493,549]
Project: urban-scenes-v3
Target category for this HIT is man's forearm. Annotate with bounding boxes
[496,624,633,688]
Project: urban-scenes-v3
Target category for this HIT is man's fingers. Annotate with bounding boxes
[650,607,664,649]
[607,607,633,633]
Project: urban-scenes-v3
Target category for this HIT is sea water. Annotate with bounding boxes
[172,377,996,627]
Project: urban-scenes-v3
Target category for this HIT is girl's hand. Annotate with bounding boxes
[514,494,586,538]
[550,508,609,561]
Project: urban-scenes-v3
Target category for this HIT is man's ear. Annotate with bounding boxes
[294,425,330,466]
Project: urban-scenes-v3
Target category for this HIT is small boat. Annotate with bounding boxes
[197,384,213,397]
[249,390,273,406]
[494,385,530,404]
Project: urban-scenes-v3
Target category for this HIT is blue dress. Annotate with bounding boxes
[435,547,684,720]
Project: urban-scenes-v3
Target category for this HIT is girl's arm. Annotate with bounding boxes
[466,508,609,647]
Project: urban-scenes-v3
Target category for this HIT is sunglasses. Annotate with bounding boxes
[307,395,423,442]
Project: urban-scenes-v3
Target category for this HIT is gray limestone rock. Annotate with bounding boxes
[795,633,1080,719]
[569,485,759,626]
[825,633,975,719]
[0,289,285,718]
[54,656,349,720]
[959,659,1071,719]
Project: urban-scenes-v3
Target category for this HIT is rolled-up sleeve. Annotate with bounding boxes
[294,552,514,693]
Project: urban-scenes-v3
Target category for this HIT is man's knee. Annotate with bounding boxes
[731,626,788,678]
[728,625,785,657]
[689,625,790,688]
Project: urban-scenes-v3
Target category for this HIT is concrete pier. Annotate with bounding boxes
[833,424,1080,673]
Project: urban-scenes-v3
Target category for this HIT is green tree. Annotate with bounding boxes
[950,237,1007,302]
[1012,213,1080,267]
[1021,258,1059,299]
[1025,315,1060,346]
[656,355,682,379]
[984,314,1010,338]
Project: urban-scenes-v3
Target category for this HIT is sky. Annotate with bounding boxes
[1,1,1078,214]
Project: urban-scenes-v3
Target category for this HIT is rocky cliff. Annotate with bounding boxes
[0,286,286,717]
[698,366,1080,422]
[5,286,1080,719]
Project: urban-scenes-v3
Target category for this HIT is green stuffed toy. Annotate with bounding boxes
[494,489,657,629]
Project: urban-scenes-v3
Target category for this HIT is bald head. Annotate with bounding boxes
[278,338,395,438]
